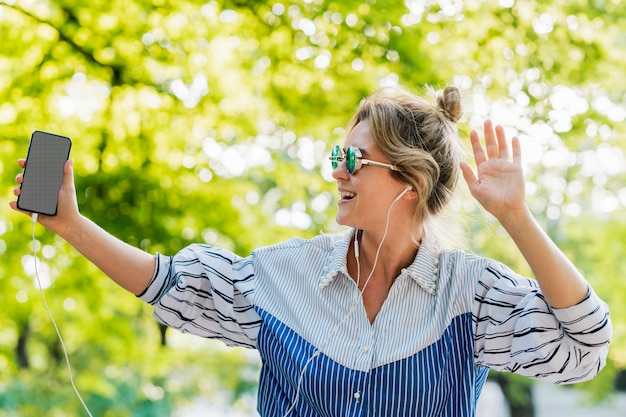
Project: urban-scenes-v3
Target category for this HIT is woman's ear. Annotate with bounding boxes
[403,184,419,200]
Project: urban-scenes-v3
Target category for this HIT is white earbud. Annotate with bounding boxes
[393,184,413,202]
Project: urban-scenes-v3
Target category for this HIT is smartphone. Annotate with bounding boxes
[17,131,72,216]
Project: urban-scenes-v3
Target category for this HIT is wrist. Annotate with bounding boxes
[46,212,84,242]
[497,205,535,236]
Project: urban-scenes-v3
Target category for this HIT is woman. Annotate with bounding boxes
[11,86,611,417]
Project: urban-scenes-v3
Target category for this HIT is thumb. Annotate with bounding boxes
[63,159,74,184]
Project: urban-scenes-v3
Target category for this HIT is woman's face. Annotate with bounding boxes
[332,121,411,231]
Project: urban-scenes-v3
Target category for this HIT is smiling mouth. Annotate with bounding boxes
[340,191,356,200]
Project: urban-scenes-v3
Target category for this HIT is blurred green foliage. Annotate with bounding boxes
[1,0,624,415]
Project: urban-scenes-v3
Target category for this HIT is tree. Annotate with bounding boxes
[1,0,624,415]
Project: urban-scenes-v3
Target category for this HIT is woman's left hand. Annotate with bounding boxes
[460,120,526,226]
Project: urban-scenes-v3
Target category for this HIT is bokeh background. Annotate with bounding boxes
[1,1,625,416]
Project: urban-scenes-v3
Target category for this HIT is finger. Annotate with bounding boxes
[470,129,487,166]
[459,161,478,189]
[495,124,509,160]
[511,136,522,165]
[13,186,21,196]
[9,199,32,216]
[15,173,23,184]
[18,158,25,168]
[483,120,500,159]
[63,159,74,186]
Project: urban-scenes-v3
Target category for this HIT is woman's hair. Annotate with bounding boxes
[346,85,465,245]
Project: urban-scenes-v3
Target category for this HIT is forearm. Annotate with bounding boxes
[60,215,156,295]
[500,207,589,308]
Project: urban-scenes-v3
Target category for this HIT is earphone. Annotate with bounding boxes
[355,184,411,262]
[393,184,412,202]
[30,213,94,417]
[284,183,412,416]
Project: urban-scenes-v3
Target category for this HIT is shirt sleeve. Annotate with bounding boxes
[137,244,262,349]
[472,260,612,384]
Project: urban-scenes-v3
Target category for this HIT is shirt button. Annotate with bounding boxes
[361,346,369,353]
[354,392,361,400]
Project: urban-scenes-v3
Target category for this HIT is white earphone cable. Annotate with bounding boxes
[283,186,407,416]
[358,188,405,294]
[31,213,94,417]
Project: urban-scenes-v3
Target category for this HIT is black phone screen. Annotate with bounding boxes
[17,131,72,216]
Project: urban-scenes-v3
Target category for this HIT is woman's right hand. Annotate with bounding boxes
[10,158,81,238]
[12,157,156,295]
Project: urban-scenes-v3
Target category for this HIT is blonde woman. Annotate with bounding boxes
[11,86,611,417]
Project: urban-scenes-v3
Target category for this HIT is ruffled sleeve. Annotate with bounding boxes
[472,261,611,384]
[138,244,262,349]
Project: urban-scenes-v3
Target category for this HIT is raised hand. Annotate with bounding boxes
[460,120,526,226]
[11,157,155,294]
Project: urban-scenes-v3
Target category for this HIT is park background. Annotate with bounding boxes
[0,0,624,416]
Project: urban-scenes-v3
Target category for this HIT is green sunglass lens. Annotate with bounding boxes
[331,145,341,169]
[346,147,356,174]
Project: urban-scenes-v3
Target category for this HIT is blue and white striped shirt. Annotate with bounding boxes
[138,229,611,417]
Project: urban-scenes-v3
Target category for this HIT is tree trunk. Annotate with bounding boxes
[159,322,168,346]
[16,321,30,369]
[490,373,535,417]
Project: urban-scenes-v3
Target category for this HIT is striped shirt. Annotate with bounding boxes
[138,229,611,417]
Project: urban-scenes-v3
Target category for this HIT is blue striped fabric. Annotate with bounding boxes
[256,309,488,417]
[138,228,611,416]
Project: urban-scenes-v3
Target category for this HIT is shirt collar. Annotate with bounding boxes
[318,228,440,295]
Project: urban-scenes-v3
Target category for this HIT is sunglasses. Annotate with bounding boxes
[329,145,399,175]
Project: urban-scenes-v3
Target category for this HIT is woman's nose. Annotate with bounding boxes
[331,159,349,180]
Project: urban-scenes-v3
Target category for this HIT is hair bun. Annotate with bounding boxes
[437,86,462,122]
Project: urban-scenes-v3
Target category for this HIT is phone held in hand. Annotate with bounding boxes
[17,130,72,216]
